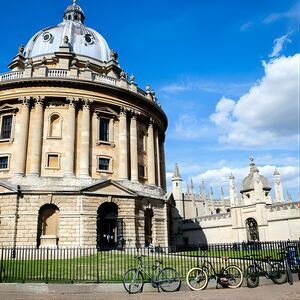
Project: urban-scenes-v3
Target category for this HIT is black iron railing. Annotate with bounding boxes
[0,240,299,283]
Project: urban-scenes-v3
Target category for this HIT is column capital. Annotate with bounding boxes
[33,96,45,106]
[19,96,31,107]
[149,118,154,127]
[119,106,128,117]
[131,110,140,120]
[66,97,79,108]
[82,98,93,109]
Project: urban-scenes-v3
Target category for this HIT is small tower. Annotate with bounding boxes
[229,173,236,207]
[200,180,206,200]
[172,163,184,217]
[273,168,284,203]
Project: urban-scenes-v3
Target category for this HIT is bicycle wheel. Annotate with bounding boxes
[271,262,287,284]
[186,267,208,291]
[224,265,244,288]
[246,265,259,288]
[122,268,144,294]
[157,267,181,292]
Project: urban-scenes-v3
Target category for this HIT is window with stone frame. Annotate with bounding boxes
[0,155,9,170]
[97,156,112,173]
[48,113,62,138]
[99,117,109,141]
[0,115,13,139]
[138,130,147,153]
[138,164,147,178]
[95,107,117,146]
[46,153,60,169]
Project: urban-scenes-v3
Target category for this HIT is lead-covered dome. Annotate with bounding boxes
[23,0,110,62]
[240,160,271,193]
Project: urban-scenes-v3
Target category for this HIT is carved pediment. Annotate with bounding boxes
[94,106,118,116]
[81,180,136,197]
[0,104,19,113]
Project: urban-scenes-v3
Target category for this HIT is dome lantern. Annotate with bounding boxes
[64,0,85,24]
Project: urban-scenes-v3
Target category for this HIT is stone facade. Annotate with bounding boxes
[0,2,169,248]
[171,159,300,245]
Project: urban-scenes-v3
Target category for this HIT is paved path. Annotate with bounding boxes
[0,282,299,300]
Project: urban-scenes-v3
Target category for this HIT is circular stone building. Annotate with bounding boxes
[0,1,169,249]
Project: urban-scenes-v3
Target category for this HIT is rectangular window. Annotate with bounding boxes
[0,156,8,170]
[1,115,12,139]
[47,154,60,169]
[138,164,146,178]
[98,158,110,171]
[99,118,109,141]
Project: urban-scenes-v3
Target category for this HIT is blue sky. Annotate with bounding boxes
[1,0,299,200]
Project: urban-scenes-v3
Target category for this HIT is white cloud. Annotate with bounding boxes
[159,80,251,97]
[263,4,299,24]
[269,33,292,58]
[172,114,209,140]
[210,54,299,149]
[240,22,253,32]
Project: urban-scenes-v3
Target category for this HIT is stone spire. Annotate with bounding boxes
[200,180,206,200]
[172,163,181,180]
[273,168,284,203]
[172,163,184,217]
[229,173,236,207]
[190,178,194,195]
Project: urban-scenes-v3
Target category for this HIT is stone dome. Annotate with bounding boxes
[240,161,271,193]
[23,1,110,62]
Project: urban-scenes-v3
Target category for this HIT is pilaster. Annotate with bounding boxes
[147,119,155,186]
[119,107,128,179]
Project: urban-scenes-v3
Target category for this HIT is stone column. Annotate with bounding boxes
[130,113,138,181]
[29,96,44,176]
[15,97,31,177]
[64,98,76,177]
[160,138,166,190]
[155,129,161,187]
[79,99,91,178]
[147,120,155,185]
[119,108,128,179]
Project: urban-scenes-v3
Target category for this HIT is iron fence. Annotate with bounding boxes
[0,240,299,283]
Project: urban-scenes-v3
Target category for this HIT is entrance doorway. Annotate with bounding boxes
[144,208,153,247]
[245,218,260,242]
[97,202,123,249]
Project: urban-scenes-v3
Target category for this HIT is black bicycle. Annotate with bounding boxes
[245,254,286,288]
[186,257,244,290]
[122,255,181,294]
[279,250,293,285]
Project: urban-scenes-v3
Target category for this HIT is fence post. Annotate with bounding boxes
[0,247,3,283]
[46,248,49,284]
[96,249,99,283]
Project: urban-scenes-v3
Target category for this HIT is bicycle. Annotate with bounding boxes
[122,255,181,294]
[245,254,286,288]
[186,257,244,291]
[279,250,293,285]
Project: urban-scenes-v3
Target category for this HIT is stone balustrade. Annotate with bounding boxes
[0,69,160,107]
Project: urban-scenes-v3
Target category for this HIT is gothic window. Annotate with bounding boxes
[99,118,109,141]
[0,155,9,170]
[48,113,62,138]
[46,153,60,169]
[245,218,260,242]
[97,156,112,173]
[0,115,12,139]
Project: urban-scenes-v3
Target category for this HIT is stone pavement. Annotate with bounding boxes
[0,277,299,300]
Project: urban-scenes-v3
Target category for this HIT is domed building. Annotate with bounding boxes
[0,1,169,248]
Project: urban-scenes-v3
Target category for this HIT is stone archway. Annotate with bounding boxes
[37,204,59,247]
[97,202,123,249]
[245,217,260,242]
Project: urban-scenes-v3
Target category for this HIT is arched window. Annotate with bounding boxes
[37,204,59,247]
[216,208,221,214]
[48,113,62,138]
[144,208,153,247]
[245,218,259,242]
